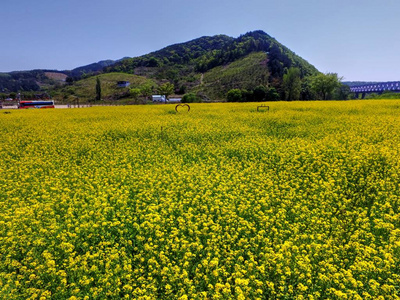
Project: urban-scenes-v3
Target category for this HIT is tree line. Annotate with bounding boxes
[92,70,349,103]
[226,68,350,102]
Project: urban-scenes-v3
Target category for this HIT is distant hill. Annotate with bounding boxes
[69,58,130,78]
[0,59,126,94]
[0,70,66,93]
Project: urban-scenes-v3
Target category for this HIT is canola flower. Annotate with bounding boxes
[0,100,399,299]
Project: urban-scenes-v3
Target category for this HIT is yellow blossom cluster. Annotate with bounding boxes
[0,100,400,299]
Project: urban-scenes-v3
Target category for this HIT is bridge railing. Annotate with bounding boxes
[350,81,400,93]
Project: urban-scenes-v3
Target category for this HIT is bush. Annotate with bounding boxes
[266,87,280,101]
[253,85,267,102]
[241,89,254,102]
[226,89,243,102]
[181,93,200,103]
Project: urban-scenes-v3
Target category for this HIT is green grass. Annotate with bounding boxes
[53,72,156,102]
[366,92,400,100]
[195,52,269,100]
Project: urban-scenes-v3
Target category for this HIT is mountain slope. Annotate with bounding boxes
[104,30,319,99]
[53,72,156,102]
[196,52,270,99]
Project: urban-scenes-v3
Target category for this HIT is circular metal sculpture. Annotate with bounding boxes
[175,104,190,112]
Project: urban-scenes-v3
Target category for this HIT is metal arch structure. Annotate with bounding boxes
[175,104,190,112]
[350,81,400,98]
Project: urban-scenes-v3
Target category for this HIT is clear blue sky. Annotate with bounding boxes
[1,0,399,81]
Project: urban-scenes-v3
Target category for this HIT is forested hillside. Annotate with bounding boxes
[0,71,52,92]
[104,30,319,99]
[2,30,328,101]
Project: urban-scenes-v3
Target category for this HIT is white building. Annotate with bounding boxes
[168,98,181,103]
[152,95,166,103]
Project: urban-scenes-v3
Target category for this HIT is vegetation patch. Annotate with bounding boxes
[53,72,157,103]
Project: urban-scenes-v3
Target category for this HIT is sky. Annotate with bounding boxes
[1,0,399,81]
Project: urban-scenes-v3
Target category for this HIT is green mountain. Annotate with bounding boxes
[103,30,319,100]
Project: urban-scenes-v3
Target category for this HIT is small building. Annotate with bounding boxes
[152,95,166,103]
[168,98,181,103]
[117,81,130,88]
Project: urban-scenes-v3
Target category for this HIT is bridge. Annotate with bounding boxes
[350,81,400,98]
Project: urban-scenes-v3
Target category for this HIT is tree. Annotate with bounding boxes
[182,93,200,103]
[157,82,174,101]
[282,67,301,101]
[333,84,351,100]
[253,85,268,102]
[146,57,159,67]
[300,78,314,101]
[266,87,280,101]
[226,89,242,102]
[130,88,141,103]
[66,76,74,85]
[95,77,101,101]
[140,83,154,101]
[310,73,342,100]
[240,89,253,102]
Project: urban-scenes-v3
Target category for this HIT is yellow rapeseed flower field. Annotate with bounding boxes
[0,100,399,299]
